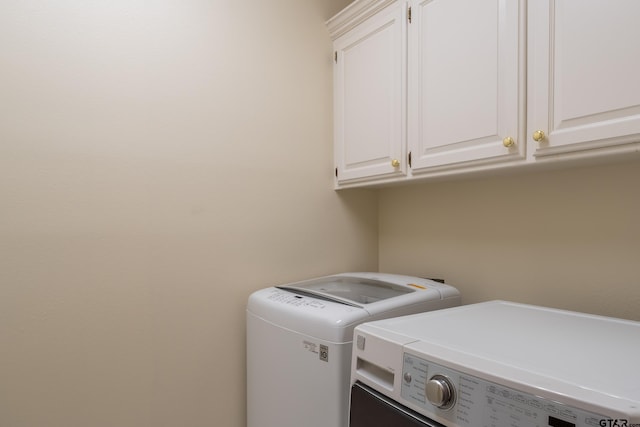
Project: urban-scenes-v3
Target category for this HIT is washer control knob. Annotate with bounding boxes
[426,375,455,409]
[403,372,412,384]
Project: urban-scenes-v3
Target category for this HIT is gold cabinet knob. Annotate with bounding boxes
[533,130,546,142]
[391,159,400,168]
[502,137,515,148]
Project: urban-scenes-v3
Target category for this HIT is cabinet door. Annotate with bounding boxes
[334,1,406,185]
[408,0,524,172]
[528,0,640,158]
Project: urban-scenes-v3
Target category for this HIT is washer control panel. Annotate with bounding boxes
[401,353,607,427]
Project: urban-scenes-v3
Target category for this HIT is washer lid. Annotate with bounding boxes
[278,275,414,308]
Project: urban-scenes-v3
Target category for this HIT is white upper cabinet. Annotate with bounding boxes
[331,0,407,185]
[528,0,640,159]
[328,0,640,188]
[408,0,525,173]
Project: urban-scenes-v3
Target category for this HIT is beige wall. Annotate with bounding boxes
[0,1,371,427]
[379,160,640,321]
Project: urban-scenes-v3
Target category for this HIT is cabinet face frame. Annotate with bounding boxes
[333,0,407,185]
[528,0,640,159]
[407,0,526,173]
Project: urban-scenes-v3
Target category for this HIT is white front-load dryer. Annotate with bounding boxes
[246,272,461,427]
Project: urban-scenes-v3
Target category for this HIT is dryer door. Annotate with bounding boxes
[349,382,444,427]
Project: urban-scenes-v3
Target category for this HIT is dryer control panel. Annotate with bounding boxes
[401,353,608,427]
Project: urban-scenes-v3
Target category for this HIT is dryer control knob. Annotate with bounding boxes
[426,375,455,409]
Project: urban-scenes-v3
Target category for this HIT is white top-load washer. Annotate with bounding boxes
[349,300,640,427]
[246,272,461,427]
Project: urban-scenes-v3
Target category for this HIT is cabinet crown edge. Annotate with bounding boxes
[326,0,398,40]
